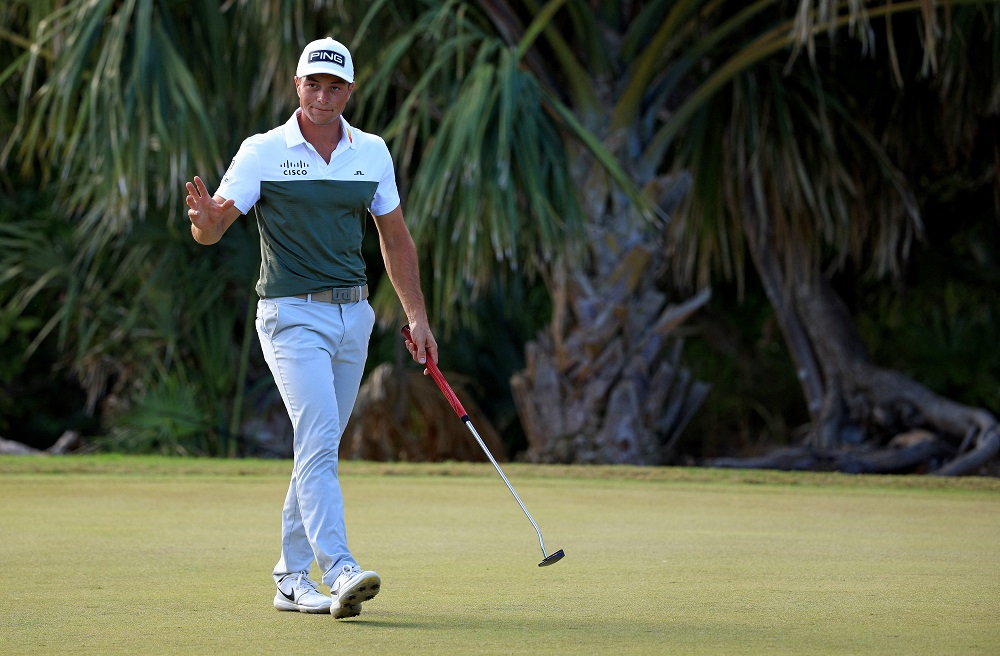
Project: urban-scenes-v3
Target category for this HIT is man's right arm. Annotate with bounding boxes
[185,175,242,245]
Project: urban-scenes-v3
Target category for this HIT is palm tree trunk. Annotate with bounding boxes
[742,204,825,421]
[511,218,711,465]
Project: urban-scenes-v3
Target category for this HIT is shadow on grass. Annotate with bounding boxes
[337,618,438,629]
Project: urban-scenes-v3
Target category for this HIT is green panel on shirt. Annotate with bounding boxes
[255,179,379,298]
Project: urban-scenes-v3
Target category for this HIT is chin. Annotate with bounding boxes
[309,113,337,125]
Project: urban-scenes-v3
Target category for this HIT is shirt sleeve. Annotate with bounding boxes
[215,138,262,215]
[369,138,401,217]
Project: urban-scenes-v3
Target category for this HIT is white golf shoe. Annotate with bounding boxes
[330,563,381,619]
[273,572,333,613]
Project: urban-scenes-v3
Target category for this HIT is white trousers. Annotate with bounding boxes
[256,296,375,587]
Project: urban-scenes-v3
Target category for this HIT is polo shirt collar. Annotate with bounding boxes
[284,108,356,151]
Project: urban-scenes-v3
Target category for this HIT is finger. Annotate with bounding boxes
[195,176,210,197]
[420,330,438,365]
[411,331,427,364]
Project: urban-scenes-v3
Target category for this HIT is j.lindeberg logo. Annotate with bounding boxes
[280,160,310,176]
[221,158,237,183]
[308,50,346,67]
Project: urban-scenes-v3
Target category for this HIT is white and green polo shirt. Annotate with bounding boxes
[216,109,401,298]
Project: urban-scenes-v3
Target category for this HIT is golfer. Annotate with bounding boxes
[184,37,437,618]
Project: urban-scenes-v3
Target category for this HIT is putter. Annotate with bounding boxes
[402,326,565,567]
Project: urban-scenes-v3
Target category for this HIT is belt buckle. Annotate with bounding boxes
[330,287,352,303]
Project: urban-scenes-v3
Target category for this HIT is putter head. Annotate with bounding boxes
[538,549,565,567]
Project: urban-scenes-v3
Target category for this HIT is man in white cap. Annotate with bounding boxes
[184,37,438,619]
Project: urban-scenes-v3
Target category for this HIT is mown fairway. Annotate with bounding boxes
[0,456,997,655]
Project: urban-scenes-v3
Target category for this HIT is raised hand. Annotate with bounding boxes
[185,175,238,244]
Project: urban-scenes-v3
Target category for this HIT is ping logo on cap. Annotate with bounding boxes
[308,50,346,66]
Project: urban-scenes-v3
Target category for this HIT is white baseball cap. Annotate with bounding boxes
[296,38,355,83]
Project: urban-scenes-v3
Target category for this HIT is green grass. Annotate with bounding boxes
[1,456,998,655]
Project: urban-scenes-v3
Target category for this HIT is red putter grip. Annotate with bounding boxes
[401,325,469,420]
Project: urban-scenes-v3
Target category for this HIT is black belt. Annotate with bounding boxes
[293,285,368,303]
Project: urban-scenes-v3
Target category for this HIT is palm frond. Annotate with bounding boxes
[660,0,993,289]
[357,2,653,327]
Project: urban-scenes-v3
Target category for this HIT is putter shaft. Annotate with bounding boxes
[462,420,557,561]
[401,325,564,566]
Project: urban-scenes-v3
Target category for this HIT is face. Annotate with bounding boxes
[295,73,353,126]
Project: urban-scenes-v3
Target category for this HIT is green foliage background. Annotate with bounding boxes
[1,1,997,459]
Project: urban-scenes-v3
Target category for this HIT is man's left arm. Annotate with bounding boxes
[371,205,438,366]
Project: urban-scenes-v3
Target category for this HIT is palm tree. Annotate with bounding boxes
[662,2,1000,473]
[0,0,294,454]
[340,1,717,464]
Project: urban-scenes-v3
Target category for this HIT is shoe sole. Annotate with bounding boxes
[333,571,381,615]
[331,602,362,619]
[273,596,333,614]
